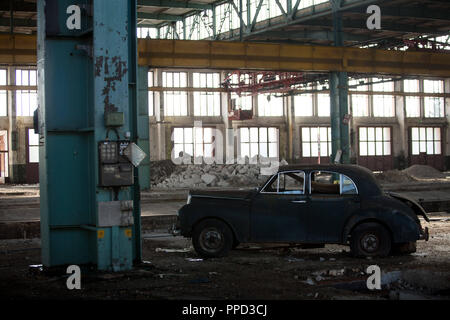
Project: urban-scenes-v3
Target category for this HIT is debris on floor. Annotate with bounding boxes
[155,247,191,253]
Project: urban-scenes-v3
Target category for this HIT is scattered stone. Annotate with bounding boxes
[201,173,217,185]
[315,275,325,282]
[329,268,346,276]
[186,258,203,262]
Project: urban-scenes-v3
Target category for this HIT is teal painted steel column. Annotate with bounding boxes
[38,0,95,267]
[137,66,150,191]
[92,0,138,271]
[38,0,140,271]
[339,72,350,164]
[330,72,341,162]
[329,0,350,164]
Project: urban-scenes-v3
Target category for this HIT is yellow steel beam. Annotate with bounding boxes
[139,39,450,77]
[2,35,450,77]
[0,34,36,65]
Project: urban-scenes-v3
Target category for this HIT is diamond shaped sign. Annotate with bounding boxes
[124,143,147,167]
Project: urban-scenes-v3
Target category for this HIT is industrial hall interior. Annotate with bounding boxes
[1,0,450,302]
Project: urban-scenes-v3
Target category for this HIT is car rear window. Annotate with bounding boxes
[310,171,358,195]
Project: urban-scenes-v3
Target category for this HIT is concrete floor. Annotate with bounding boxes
[1,217,449,300]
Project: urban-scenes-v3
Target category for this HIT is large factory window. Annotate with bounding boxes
[230,93,252,111]
[359,127,391,156]
[301,127,331,158]
[404,79,420,93]
[239,127,279,160]
[148,71,154,116]
[317,94,330,117]
[137,27,157,39]
[258,93,283,117]
[372,78,394,92]
[349,78,369,117]
[294,94,313,117]
[163,72,188,116]
[351,94,369,117]
[27,128,39,163]
[411,127,441,155]
[15,69,37,117]
[405,97,421,117]
[193,72,221,116]
[173,127,215,159]
[424,97,445,118]
[0,90,6,117]
[0,69,7,116]
[373,95,395,117]
[0,130,8,179]
[424,80,445,118]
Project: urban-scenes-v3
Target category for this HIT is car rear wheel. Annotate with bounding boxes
[192,219,233,258]
[350,222,391,257]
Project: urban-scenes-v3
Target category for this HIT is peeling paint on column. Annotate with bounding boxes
[95,55,128,113]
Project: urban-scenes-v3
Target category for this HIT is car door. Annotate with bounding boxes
[250,170,309,242]
[307,170,361,243]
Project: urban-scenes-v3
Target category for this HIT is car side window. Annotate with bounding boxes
[279,171,305,194]
[341,175,358,195]
[262,171,305,194]
[310,171,358,196]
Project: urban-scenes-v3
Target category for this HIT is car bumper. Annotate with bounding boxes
[419,227,429,241]
[168,223,181,236]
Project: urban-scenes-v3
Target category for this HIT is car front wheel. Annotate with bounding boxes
[192,219,233,258]
[350,222,392,257]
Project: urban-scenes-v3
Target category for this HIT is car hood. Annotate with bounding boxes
[189,189,254,201]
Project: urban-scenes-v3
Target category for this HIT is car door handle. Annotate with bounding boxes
[291,200,307,204]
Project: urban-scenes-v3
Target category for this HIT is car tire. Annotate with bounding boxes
[192,219,233,258]
[392,241,417,255]
[350,222,391,258]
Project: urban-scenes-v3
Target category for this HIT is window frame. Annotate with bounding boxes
[410,126,442,156]
[260,170,306,195]
[172,126,216,159]
[26,128,39,164]
[238,126,279,160]
[300,126,332,158]
[309,170,359,196]
[358,126,392,157]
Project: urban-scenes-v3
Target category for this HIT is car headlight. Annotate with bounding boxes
[187,194,192,204]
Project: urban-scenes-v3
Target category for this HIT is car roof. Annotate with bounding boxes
[277,164,382,196]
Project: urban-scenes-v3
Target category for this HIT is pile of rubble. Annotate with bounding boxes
[151,158,288,189]
[402,164,446,180]
[375,164,447,184]
[150,160,178,186]
[151,161,447,189]
[374,169,416,183]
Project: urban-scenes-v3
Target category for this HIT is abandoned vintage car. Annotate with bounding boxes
[172,164,429,258]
